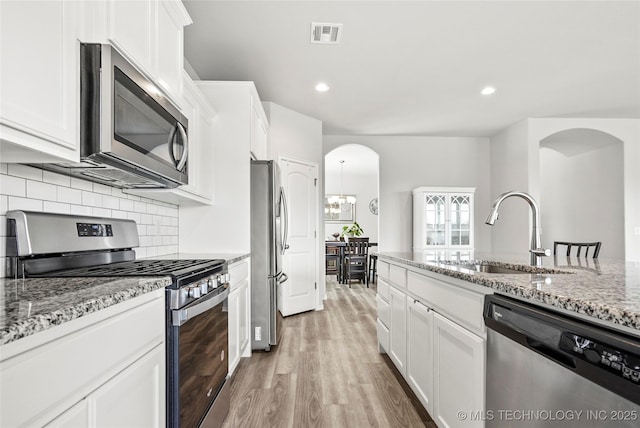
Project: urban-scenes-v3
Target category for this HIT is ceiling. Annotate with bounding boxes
[183,0,640,138]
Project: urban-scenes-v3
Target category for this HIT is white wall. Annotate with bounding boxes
[489,118,640,261]
[324,136,492,253]
[488,120,532,255]
[539,141,624,259]
[179,82,253,254]
[0,164,179,277]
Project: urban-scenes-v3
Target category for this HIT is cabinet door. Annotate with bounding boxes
[228,287,241,374]
[238,280,250,356]
[389,286,407,375]
[433,312,485,428]
[0,0,79,162]
[407,299,434,415]
[90,344,165,427]
[155,0,184,101]
[45,400,89,428]
[107,0,153,75]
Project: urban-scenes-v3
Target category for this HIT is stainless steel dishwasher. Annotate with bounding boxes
[484,294,640,428]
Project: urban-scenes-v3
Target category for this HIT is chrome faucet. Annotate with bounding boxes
[485,191,550,266]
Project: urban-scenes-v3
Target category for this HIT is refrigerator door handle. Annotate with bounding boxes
[280,186,289,255]
[277,272,289,284]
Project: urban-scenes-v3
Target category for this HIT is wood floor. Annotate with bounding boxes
[222,277,436,428]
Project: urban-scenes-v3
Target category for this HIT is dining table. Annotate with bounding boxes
[325,240,378,284]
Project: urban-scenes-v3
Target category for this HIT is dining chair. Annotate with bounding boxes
[343,237,369,287]
[553,241,602,258]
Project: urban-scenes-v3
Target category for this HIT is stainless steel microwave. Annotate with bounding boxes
[33,43,188,189]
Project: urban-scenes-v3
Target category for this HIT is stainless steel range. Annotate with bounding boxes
[5,210,230,428]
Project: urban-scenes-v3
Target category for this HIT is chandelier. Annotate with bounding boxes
[327,160,356,212]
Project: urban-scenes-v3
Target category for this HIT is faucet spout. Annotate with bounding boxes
[485,191,547,266]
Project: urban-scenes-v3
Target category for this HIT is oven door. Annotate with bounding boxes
[168,288,229,428]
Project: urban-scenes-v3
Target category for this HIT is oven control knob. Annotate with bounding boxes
[207,278,215,289]
[200,281,208,295]
[189,286,201,298]
[225,273,230,283]
[217,275,224,285]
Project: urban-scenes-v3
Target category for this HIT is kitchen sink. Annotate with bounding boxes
[456,263,531,274]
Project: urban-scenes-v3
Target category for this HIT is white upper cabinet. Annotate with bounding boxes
[413,187,475,252]
[0,0,80,163]
[94,0,192,105]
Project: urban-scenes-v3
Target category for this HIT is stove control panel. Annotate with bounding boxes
[76,222,113,237]
[560,332,640,384]
[170,270,230,309]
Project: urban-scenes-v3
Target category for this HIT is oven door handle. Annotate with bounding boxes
[172,287,229,327]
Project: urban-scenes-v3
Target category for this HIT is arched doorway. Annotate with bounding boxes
[539,128,624,259]
[324,145,380,243]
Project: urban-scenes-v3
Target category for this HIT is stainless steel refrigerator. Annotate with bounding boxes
[250,160,289,351]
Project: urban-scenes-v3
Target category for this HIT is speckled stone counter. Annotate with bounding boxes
[377,252,640,333]
[0,276,171,346]
[142,252,250,265]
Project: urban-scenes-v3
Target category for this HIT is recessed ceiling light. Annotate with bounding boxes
[481,86,496,95]
[315,82,330,92]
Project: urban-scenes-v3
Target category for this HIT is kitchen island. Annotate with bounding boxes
[375,251,640,428]
[377,252,640,334]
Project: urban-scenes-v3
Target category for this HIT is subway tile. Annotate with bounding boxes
[0,195,8,213]
[146,204,158,215]
[43,201,71,214]
[102,195,120,210]
[119,199,134,212]
[0,163,7,174]
[8,196,43,212]
[170,217,178,227]
[82,191,103,207]
[137,224,147,236]
[111,210,129,219]
[7,164,42,181]
[70,205,93,216]
[0,175,26,197]
[43,171,71,187]
[126,193,141,202]
[141,214,153,224]
[146,225,158,236]
[0,215,6,237]
[0,241,5,259]
[170,236,178,245]
[92,207,111,217]
[134,201,147,213]
[153,236,162,246]
[162,235,172,245]
[127,212,141,223]
[134,247,147,259]
[70,177,93,191]
[111,188,126,198]
[146,247,158,258]
[27,180,57,201]
[160,216,171,226]
[140,236,153,247]
[57,186,82,204]
[93,183,113,195]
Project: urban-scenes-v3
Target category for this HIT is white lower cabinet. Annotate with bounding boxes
[433,312,485,428]
[377,260,487,428]
[407,298,434,415]
[389,285,407,375]
[0,289,165,427]
[228,258,251,375]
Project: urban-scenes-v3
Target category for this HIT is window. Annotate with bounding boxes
[413,187,475,251]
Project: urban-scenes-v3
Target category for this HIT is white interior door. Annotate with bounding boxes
[278,157,318,316]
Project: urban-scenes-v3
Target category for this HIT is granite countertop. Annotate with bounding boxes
[377,251,640,333]
[0,276,171,346]
[0,253,250,347]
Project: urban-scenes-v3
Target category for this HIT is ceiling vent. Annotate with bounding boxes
[311,23,343,44]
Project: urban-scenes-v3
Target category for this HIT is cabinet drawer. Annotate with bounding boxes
[389,264,407,290]
[377,278,390,302]
[229,259,249,286]
[377,318,390,352]
[376,294,390,327]
[378,260,390,281]
[0,292,164,427]
[408,271,485,335]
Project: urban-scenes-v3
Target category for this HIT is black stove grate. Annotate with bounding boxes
[32,259,225,279]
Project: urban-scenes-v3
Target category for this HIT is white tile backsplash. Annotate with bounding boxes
[0,164,179,277]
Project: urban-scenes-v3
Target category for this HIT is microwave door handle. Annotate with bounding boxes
[175,123,188,171]
[168,123,188,171]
